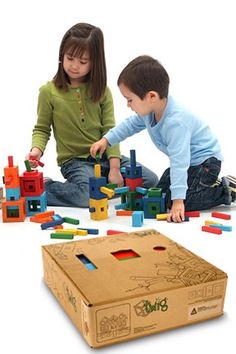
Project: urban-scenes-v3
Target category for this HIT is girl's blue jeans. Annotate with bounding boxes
[44,155,159,207]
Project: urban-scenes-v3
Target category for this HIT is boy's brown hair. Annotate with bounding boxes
[117,55,169,99]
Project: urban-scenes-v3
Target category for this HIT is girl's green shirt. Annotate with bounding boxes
[32,81,121,166]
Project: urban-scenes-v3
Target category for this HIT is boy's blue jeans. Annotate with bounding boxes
[44,155,159,207]
[157,157,230,211]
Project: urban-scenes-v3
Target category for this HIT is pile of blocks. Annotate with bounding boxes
[89,164,115,220]
[1,156,47,222]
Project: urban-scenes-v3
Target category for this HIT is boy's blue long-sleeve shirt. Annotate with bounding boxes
[104,96,223,200]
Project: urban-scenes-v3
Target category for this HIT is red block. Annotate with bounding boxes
[20,170,44,196]
[201,225,222,235]
[185,211,200,217]
[211,211,231,220]
[106,229,125,235]
[125,178,143,191]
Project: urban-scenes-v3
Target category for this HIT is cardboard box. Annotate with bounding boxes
[42,229,227,348]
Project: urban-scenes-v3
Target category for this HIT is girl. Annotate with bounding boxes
[26,23,158,207]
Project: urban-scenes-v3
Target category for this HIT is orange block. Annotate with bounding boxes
[2,197,26,222]
[4,166,20,188]
[116,210,133,216]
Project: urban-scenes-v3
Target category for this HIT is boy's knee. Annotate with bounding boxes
[143,173,159,188]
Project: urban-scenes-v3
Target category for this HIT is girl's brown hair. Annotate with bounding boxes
[53,23,107,102]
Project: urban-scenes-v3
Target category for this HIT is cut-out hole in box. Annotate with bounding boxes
[76,254,97,270]
[111,249,140,261]
[153,246,166,252]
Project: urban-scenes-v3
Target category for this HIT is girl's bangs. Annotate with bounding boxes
[64,38,88,58]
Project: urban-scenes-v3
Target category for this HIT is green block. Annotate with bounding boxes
[63,217,80,225]
[106,183,118,190]
[95,152,100,162]
[24,160,32,172]
[147,188,162,197]
[50,233,74,239]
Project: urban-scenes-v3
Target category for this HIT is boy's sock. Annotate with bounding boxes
[224,175,236,202]
[211,178,221,187]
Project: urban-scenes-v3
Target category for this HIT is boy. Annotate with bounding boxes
[90,55,235,222]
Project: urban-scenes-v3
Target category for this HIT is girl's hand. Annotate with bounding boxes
[25,147,42,168]
[167,199,185,223]
[108,168,124,187]
[90,138,108,158]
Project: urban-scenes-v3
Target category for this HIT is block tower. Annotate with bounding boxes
[2,156,26,222]
[115,150,145,211]
[1,157,47,222]
[19,160,47,216]
[114,150,166,218]
[89,164,115,220]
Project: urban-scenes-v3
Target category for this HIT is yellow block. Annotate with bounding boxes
[56,228,88,236]
[156,213,168,220]
[89,198,108,220]
[205,220,223,225]
[94,164,101,178]
[76,229,88,236]
[100,186,114,199]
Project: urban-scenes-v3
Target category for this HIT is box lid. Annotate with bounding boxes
[42,229,227,306]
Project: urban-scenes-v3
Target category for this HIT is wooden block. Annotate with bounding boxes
[201,225,222,235]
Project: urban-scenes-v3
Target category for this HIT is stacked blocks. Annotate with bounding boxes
[115,150,167,219]
[2,156,26,222]
[20,161,47,216]
[89,164,115,220]
[1,156,47,222]
[115,150,144,211]
[143,187,166,218]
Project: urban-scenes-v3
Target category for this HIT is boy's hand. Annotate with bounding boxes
[90,138,109,158]
[167,199,185,223]
[25,147,42,168]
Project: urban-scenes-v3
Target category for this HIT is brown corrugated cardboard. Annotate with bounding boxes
[42,229,227,348]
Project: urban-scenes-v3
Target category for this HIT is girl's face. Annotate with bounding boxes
[63,50,91,86]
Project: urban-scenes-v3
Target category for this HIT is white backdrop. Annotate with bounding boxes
[0,1,235,353]
[0,0,235,179]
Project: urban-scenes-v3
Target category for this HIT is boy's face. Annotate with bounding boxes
[119,83,153,116]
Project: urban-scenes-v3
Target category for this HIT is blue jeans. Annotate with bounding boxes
[44,155,159,207]
[157,157,231,211]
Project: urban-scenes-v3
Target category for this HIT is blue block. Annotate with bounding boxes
[25,191,47,216]
[143,194,166,218]
[89,176,107,199]
[125,165,142,179]
[6,187,21,201]
[135,187,148,195]
[130,150,136,167]
[132,211,144,227]
[78,227,99,234]
[115,202,129,210]
[41,214,64,230]
[210,224,232,232]
[114,186,130,194]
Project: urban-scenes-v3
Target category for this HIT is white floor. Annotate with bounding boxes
[0,200,235,354]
